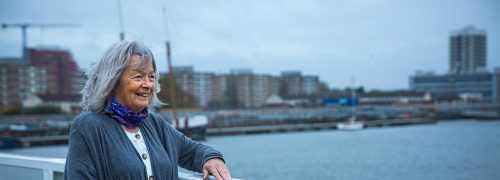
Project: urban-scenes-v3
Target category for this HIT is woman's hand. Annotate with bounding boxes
[202,158,232,180]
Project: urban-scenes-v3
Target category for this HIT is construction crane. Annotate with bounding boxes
[116,0,125,40]
[1,23,79,64]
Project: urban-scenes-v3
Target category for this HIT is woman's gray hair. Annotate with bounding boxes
[80,40,164,112]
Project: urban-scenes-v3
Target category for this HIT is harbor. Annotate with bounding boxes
[1,1,499,179]
[1,103,499,148]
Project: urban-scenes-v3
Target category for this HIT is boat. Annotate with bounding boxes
[337,116,364,130]
[171,115,209,140]
[0,130,22,149]
[337,76,364,130]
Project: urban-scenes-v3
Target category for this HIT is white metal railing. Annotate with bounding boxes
[0,153,239,180]
[0,152,65,180]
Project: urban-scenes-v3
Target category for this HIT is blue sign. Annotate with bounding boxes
[323,98,358,106]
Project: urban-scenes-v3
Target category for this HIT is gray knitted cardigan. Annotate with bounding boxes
[64,111,223,180]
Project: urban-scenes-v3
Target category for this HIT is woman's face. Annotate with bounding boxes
[115,54,155,113]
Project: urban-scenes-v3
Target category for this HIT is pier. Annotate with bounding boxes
[2,103,499,147]
[1,118,437,147]
[207,118,436,135]
[1,129,69,148]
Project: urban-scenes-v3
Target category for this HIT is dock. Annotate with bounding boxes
[207,118,436,135]
[1,118,437,148]
[1,129,69,147]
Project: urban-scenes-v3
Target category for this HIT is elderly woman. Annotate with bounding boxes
[64,41,231,180]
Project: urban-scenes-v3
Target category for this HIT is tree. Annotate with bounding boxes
[342,86,365,94]
[318,81,330,93]
[3,105,63,115]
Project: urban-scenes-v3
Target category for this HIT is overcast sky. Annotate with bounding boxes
[1,0,499,90]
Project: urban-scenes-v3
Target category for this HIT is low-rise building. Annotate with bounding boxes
[323,90,432,106]
[359,90,432,105]
[23,94,80,113]
[410,72,500,103]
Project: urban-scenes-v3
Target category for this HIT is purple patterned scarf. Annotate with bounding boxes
[105,99,148,128]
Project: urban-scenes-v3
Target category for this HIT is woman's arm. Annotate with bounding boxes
[166,123,221,171]
[165,123,231,179]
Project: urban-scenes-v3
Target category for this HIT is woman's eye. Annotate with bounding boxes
[149,75,155,81]
[133,75,142,80]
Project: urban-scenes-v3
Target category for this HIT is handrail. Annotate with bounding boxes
[0,153,240,180]
[0,153,65,180]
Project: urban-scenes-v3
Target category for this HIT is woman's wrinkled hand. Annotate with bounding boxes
[202,158,232,180]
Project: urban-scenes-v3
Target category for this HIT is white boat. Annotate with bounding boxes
[337,76,364,131]
[171,115,209,140]
[337,116,364,130]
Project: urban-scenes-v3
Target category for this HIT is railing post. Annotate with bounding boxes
[43,169,54,180]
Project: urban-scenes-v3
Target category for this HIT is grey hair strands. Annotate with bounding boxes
[80,41,164,112]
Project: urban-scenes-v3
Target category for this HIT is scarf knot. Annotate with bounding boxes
[105,99,148,128]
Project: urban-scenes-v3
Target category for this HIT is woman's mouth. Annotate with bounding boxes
[135,92,150,97]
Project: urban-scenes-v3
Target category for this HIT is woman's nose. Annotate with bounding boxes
[142,79,154,88]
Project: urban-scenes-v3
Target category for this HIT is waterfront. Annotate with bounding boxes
[2,119,499,180]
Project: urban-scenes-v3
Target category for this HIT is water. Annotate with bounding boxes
[2,120,500,180]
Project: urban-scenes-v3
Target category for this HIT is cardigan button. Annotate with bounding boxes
[135,134,141,139]
[149,176,154,180]
[142,153,148,160]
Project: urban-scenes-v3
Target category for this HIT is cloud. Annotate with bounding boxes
[1,0,499,90]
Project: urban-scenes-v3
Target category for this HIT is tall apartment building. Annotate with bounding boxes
[162,67,320,108]
[28,47,83,95]
[212,75,229,107]
[227,69,280,108]
[0,60,48,109]
[71,70,86,95]
[280,71,320,96]
[450,26,487,74]
[410,26,499,103]
[170,66,216,107]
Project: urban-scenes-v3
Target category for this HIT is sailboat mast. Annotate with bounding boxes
[166,42,179,128]
[351,76,356,122]
[163,6,179,128]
